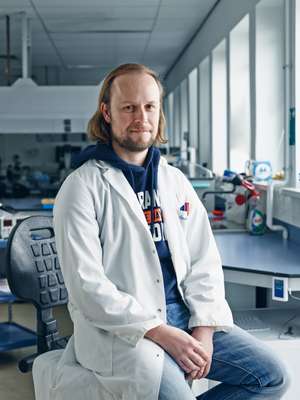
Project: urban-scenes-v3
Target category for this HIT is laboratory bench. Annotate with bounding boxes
[214,231,300,291]
[1,229,299,314]
[1,230,300,291]
[200,232,300,400]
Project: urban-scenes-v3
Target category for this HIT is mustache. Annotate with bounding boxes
[128,125,152,132]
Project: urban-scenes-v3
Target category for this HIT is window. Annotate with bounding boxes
[163,97,169,141]
[173,86,181,148]
[255,0,285,174]
[230,15,251,173]
[164,93,174,146]
[212,39,228,175]
[180,79,189,146]
[188,68,198,153]
[199,56,211,168]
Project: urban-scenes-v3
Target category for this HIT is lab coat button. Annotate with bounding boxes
[156,279,160,283]
[156,354,160,357]
[157,308,162,313]
[152,249,156,255]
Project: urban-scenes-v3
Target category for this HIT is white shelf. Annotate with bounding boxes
[282,187,300,199]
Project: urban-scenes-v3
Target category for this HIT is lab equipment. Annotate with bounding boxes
[174,158,215,211]
[245,160,272,183]
[0,202,52,239]
[203,170,260,229]
[0,203,18,239]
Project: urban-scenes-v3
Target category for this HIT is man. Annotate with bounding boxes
[53,63,289,399]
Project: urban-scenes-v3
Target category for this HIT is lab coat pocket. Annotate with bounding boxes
[111,335,163,399]
[73,314,113,376]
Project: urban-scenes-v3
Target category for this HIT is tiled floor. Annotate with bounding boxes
[0,302,73,400]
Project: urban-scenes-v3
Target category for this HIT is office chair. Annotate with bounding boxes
[6,215,103,400]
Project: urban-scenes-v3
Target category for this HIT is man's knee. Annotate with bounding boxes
[256,354,290,396]
[265,362,290,394]
[159,352,195,400]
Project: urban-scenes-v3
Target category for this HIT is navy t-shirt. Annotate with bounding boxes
[124,158,181,305]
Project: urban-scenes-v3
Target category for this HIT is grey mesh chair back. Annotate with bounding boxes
[6,215,69,372]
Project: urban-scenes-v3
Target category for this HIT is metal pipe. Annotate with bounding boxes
[21,12,28,78]
[202,184,235,200]
[5,15,11,85]
[192,162,214,178]
[28,18,32,78]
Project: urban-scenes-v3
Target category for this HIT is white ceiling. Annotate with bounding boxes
[0,0,218,85]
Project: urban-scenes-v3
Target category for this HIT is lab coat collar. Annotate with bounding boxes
[94,157,171,236]
[95,159,150,232]
[95,157,186,276]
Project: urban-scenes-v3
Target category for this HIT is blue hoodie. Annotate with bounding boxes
[72,142,181,305]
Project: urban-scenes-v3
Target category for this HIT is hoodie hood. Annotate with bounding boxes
[72,141,160,189]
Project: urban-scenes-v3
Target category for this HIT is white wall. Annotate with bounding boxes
[164,0,261,93]
[0,79,100,134]
[274,190,300,228]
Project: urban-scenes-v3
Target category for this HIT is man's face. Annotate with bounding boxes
[104,72,160,152]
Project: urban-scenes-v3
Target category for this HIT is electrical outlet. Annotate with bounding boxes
[272,277,289,302]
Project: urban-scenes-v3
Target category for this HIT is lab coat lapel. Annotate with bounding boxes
[101,166,150,232]
[158,167,183,258]
[158,166,189,287]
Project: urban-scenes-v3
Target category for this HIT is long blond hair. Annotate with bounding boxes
[87,63,167,145]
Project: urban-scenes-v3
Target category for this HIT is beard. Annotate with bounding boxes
[111,129,156,152]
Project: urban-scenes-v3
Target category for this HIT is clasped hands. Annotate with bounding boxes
[186,326,214,380]
[145,324,214,381]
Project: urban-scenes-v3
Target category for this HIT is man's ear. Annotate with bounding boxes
[100,102,111,123]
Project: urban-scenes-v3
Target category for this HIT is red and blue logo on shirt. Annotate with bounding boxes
[179,202,190,219]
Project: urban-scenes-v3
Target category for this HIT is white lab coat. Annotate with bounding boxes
[53,157,233,400]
